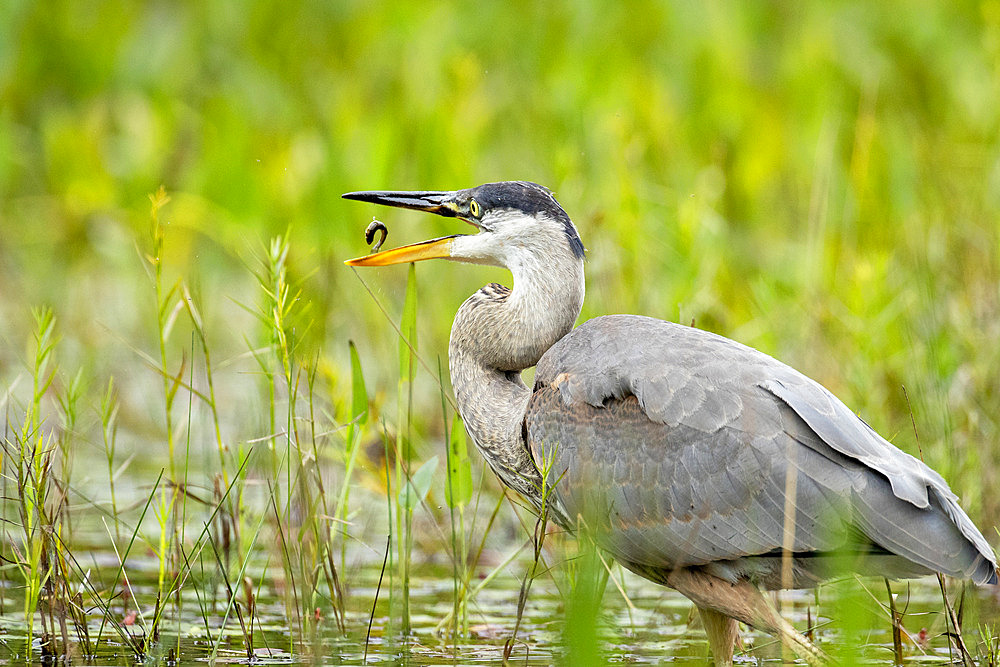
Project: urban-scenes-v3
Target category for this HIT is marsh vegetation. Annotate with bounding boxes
[2,1,999,664]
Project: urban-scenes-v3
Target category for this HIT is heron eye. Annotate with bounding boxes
[469,199,482,218]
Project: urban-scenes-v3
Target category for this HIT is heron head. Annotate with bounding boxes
[343,181,585,268]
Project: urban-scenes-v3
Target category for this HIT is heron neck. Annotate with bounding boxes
[448,253,584,500]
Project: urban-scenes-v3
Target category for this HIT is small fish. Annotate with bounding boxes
[365,218,388,253]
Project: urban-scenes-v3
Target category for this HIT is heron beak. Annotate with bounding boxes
[341,190,463,217]
[344,235,458,267]
[342,189,469,267]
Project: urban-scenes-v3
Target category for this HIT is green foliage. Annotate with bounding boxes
[397,455,438,508]
[347,340,369,440]
[561,534,608,667]
[27,306,57,433]
[1,0,999,662]
[444,413,473,509]
[338,340,369,571]
[824,576,881,666]
[2,2,997,527]
[398,263,418,382]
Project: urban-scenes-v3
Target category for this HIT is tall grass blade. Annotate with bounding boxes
[398,263,418,384]
[562,532,608,667]
[396,262,419,635]
[339,340,369,571]
[444,414,473,509]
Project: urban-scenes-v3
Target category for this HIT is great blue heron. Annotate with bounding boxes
[344,181,997,665]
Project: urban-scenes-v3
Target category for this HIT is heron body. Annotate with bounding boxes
[344,181,997,665]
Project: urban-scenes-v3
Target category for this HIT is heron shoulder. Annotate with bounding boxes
[534,314,776,428]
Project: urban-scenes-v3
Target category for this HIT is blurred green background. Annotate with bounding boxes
[1,0,998,523]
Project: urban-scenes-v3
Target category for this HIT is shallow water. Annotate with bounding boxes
[1,441,996,665]
[2,528,997,667]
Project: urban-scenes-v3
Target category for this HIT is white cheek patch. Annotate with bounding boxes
[450,210,576,271]
[494,216,565,267]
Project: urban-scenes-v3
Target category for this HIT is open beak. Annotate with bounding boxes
[342,189,467,267]
[344,235,458,267]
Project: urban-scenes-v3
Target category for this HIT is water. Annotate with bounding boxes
[1,441,996,666]
[1,526,996,666]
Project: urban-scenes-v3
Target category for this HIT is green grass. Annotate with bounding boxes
[1,0,999,663]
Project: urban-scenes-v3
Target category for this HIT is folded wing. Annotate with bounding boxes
[527,315,997,586]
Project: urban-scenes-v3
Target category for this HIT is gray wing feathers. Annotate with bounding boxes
[758,377,946,509]
[531,315,997,585]
[759,376,997,583]
[528,388,853,569]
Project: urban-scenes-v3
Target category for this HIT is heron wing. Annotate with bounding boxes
[528,315,997,585]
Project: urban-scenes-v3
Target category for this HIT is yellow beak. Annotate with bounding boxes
[344,235,456,267]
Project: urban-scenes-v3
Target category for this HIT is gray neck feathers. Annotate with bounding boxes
[448,243,584,502]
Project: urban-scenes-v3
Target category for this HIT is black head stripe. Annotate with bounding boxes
[469,181,586,259]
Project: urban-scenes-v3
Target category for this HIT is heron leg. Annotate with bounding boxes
[667,567,829,666]
[697,606,739,666]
